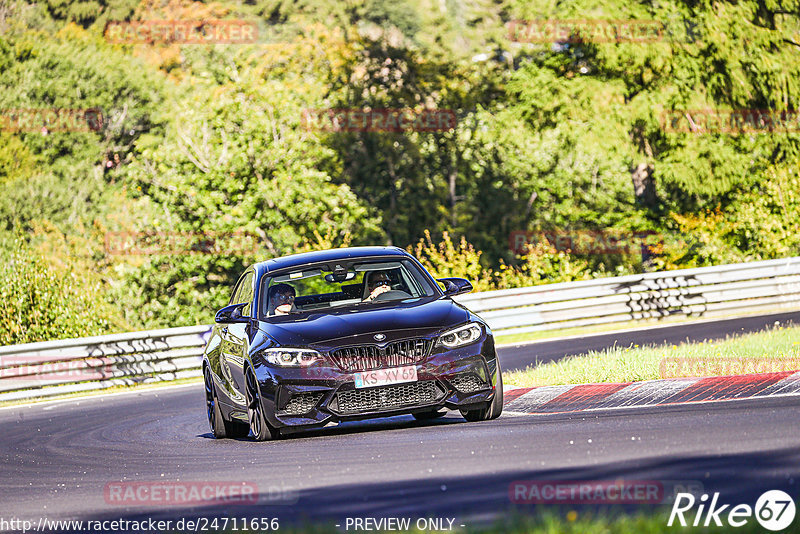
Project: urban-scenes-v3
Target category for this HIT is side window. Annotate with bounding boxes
[237,273,255,316]
[228,277,244,305]
[229,274,246,305]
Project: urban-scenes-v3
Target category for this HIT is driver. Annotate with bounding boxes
[268,283,296,316]
[363,271,392,302]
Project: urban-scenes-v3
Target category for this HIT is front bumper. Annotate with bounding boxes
[251,332,499,429]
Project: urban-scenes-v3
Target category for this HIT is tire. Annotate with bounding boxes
[245,368,279,441]
[460,363,503,422]
[412,409,447,421]
[204,367,249,439]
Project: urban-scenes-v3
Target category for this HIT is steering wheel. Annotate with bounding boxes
[372,289,412,302]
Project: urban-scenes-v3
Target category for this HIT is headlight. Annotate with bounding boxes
[437,322,483,349]
[263,348,323,367]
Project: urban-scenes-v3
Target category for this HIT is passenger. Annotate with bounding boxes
[268,283,296,316]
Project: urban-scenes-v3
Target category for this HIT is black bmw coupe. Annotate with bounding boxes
[203,246,503,440]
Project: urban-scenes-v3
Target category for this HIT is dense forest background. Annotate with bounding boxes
[1,0,800,344]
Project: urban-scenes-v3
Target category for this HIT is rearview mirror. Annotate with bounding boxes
[437,277,473,297]
[215,303,249,324]
[325,272,356,283]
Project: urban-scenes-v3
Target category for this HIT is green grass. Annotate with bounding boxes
[504,324,800,388]
[493,308,797,346]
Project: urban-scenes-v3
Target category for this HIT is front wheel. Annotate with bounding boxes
[204,367,249,439]
[245,368,280,441]
[461,364,503,422]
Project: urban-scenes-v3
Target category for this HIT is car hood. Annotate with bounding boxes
[258,296,470,346]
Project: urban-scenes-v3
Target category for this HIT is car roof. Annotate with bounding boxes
[253,246,411,274]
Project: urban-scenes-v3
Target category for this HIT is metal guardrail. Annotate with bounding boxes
[2,256,800,402]
[0,325,210,402]
[454,256,800,336]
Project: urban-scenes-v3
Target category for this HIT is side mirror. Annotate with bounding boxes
[437,277,473,297]
[215,303,249,324]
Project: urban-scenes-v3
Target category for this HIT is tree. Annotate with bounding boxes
[116,26,383,326]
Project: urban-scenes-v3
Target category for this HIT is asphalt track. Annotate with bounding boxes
[2,313,799,531]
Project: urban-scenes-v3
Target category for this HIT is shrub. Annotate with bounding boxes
[409,230,495,292]
[408,231,595,291]
[494,241,594,289]
[0,239,112,345]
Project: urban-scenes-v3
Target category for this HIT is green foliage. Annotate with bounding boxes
[505,0,800,221]
[410,230,495,291]
[410,231,596,291]
[648,163,800,270]
[362,0,421,38]
[0,133,36,185]
[3,0,800,338]
[494,241,596,288]
[0,25,167,234]
[41,0,138,27]
[112,29,383,327]
[0,240,111,345]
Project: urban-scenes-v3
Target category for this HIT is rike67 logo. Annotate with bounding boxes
[668,490,796,531]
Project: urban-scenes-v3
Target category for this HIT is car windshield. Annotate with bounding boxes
[260,259,438,318]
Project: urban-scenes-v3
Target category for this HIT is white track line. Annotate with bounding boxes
[593,378,701,408]
[504,373,800,414]
[756,371,800,396]
[504,384,577,412]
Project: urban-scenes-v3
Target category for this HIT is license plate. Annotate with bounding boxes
[354,365,417,389]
